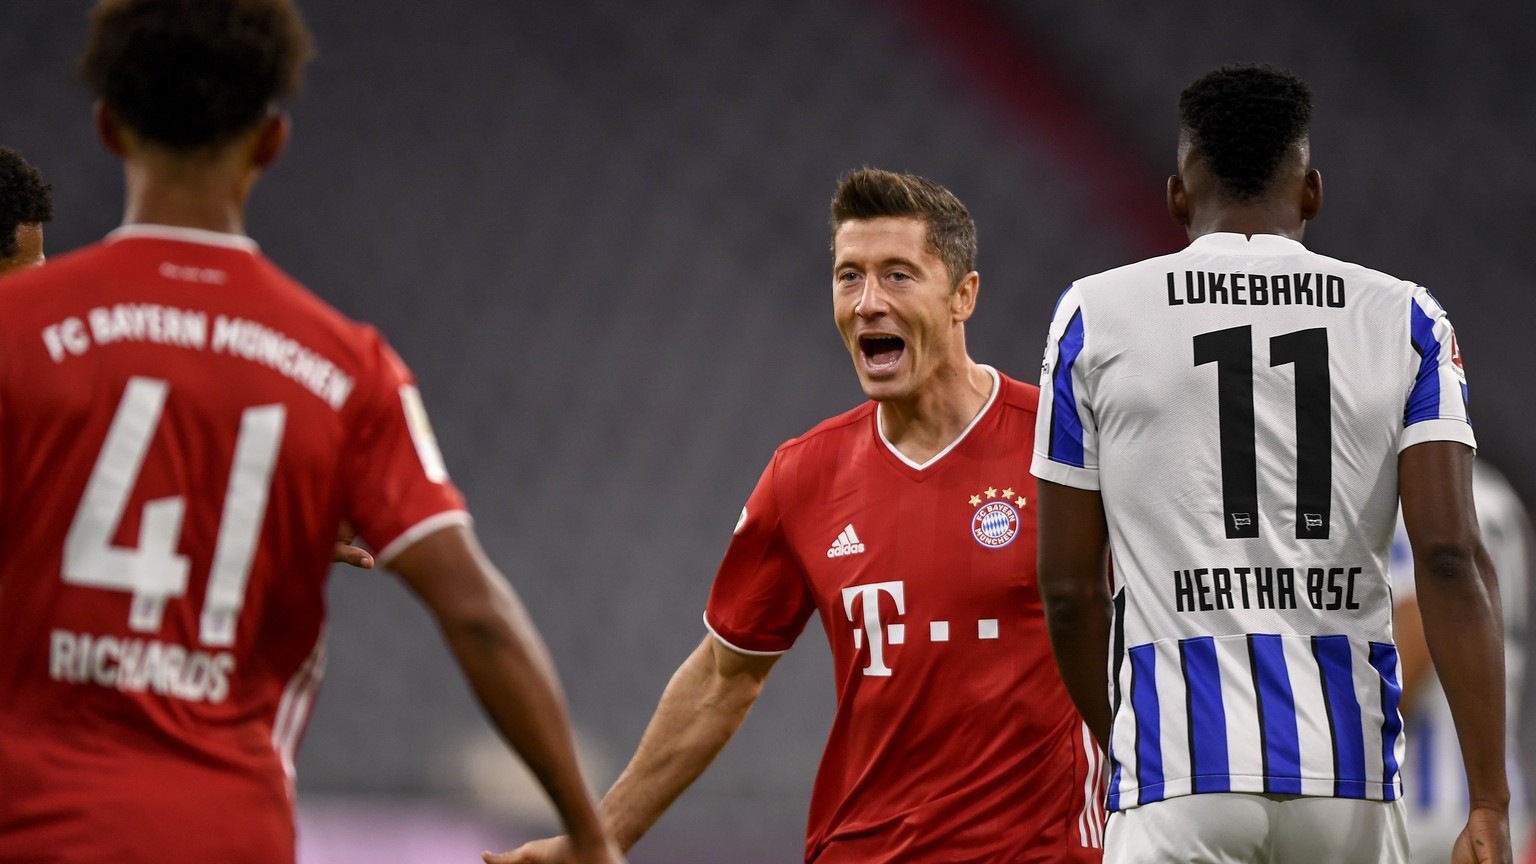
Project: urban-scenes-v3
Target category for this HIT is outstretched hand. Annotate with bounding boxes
[1452,806,1512,864]
[483,836,624,864]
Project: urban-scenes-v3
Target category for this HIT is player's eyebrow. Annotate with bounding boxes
[833,256,926,274]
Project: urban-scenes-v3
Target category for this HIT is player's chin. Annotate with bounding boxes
[855,371,910,403]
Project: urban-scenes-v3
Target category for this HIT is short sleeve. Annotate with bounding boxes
[341,334,469,565]
[1399,287,1476,452]
[703,453,815,655]
[1031,284,1100,490]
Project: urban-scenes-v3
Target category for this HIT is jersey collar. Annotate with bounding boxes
[106,224,261,253]
[876,364,1001,472]
[1188,232,1309,255]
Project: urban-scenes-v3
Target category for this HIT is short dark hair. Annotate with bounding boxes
[830,168,977,286]
[80,0,314,151]
[0,147,54,259]
[1179,64,1313,201]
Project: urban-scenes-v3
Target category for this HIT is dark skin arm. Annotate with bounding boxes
[1036,478,1114,749]
[1399,441,1510,864]
[389,524,623,864]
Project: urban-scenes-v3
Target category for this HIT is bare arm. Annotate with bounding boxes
[486,634,777,863]
[1036,478,1114,748]
[388,524,620,864]
[1399,441,1511,863]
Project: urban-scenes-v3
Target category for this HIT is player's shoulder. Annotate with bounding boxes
[994,370,1040,419]
[773,401,875,463]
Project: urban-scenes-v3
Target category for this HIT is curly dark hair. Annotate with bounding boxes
[830,168,977,287]
[1179,64,1313,201]
[79,0,314,151]
[0,147,54,259]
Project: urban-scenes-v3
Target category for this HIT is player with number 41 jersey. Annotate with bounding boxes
[0,225,467,854]
[0,4,620,863]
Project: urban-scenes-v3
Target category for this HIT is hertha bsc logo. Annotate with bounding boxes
[972,501,1019,548]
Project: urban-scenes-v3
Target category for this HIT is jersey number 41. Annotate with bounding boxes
[62,376,284,648]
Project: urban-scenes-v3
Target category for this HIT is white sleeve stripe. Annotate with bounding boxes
[375,509,474,566]
[702,612,790,657]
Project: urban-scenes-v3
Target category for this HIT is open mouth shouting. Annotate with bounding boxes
[857,332,906,375]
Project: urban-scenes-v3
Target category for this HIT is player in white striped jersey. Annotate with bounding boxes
[1032,64,1510,863]
[1392,461,1532,863]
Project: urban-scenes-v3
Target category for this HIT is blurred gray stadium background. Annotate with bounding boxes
[3,1,1533,861]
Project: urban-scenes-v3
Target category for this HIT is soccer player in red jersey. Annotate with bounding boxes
[0,2,622,863]
[492,169,1103,864]
[0,146,53,274]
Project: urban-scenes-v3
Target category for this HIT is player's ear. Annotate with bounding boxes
[251,113,291,170]
[94,101,127,157]
[1300,168,1323,222]
[951,271,979,323]
[1167,174,1190,227]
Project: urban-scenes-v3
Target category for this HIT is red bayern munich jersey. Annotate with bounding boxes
[705,368,1103,864]
[0,226,467,863]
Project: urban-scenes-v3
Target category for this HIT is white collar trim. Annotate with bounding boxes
[877,364,1000,471]
[1189,231,1308,254]
[107,224,260,253]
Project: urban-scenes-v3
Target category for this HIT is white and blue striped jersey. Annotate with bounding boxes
[1391,461,1529,863]
[1030,232,1475,811]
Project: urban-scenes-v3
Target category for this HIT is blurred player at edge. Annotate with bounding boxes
[490,169,1103,864]
[0,2,622,862]
[0,145,54,274]
[1391,461,1533,863]
[1033,64,1509,863]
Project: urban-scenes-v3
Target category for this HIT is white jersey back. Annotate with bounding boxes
[1031,232,1475,811]
[1391,461,1529,863]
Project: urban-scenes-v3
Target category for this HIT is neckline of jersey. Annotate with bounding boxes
[106,223,261,253]
[1190,231,1309,254]
[875,364,1001,472]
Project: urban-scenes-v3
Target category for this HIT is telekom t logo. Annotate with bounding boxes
[841,580,904,677]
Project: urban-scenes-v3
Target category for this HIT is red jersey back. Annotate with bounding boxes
[0,226,467,863]
[706,369,1104,863]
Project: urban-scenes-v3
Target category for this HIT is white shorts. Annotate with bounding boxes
[1105,793,1408,864]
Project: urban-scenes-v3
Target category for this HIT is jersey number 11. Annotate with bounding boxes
[1194,325,1331,541]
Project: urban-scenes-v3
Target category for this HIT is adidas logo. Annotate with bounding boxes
[826,524,866,558]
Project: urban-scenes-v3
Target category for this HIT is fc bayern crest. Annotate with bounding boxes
[972,500,1019,548]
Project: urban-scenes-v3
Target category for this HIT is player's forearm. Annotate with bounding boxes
[1415,543,1509,809]
[440,587,609,846]
[1042,586,1114,747]
[600,641,764,851]
[1036,481,1114,746]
